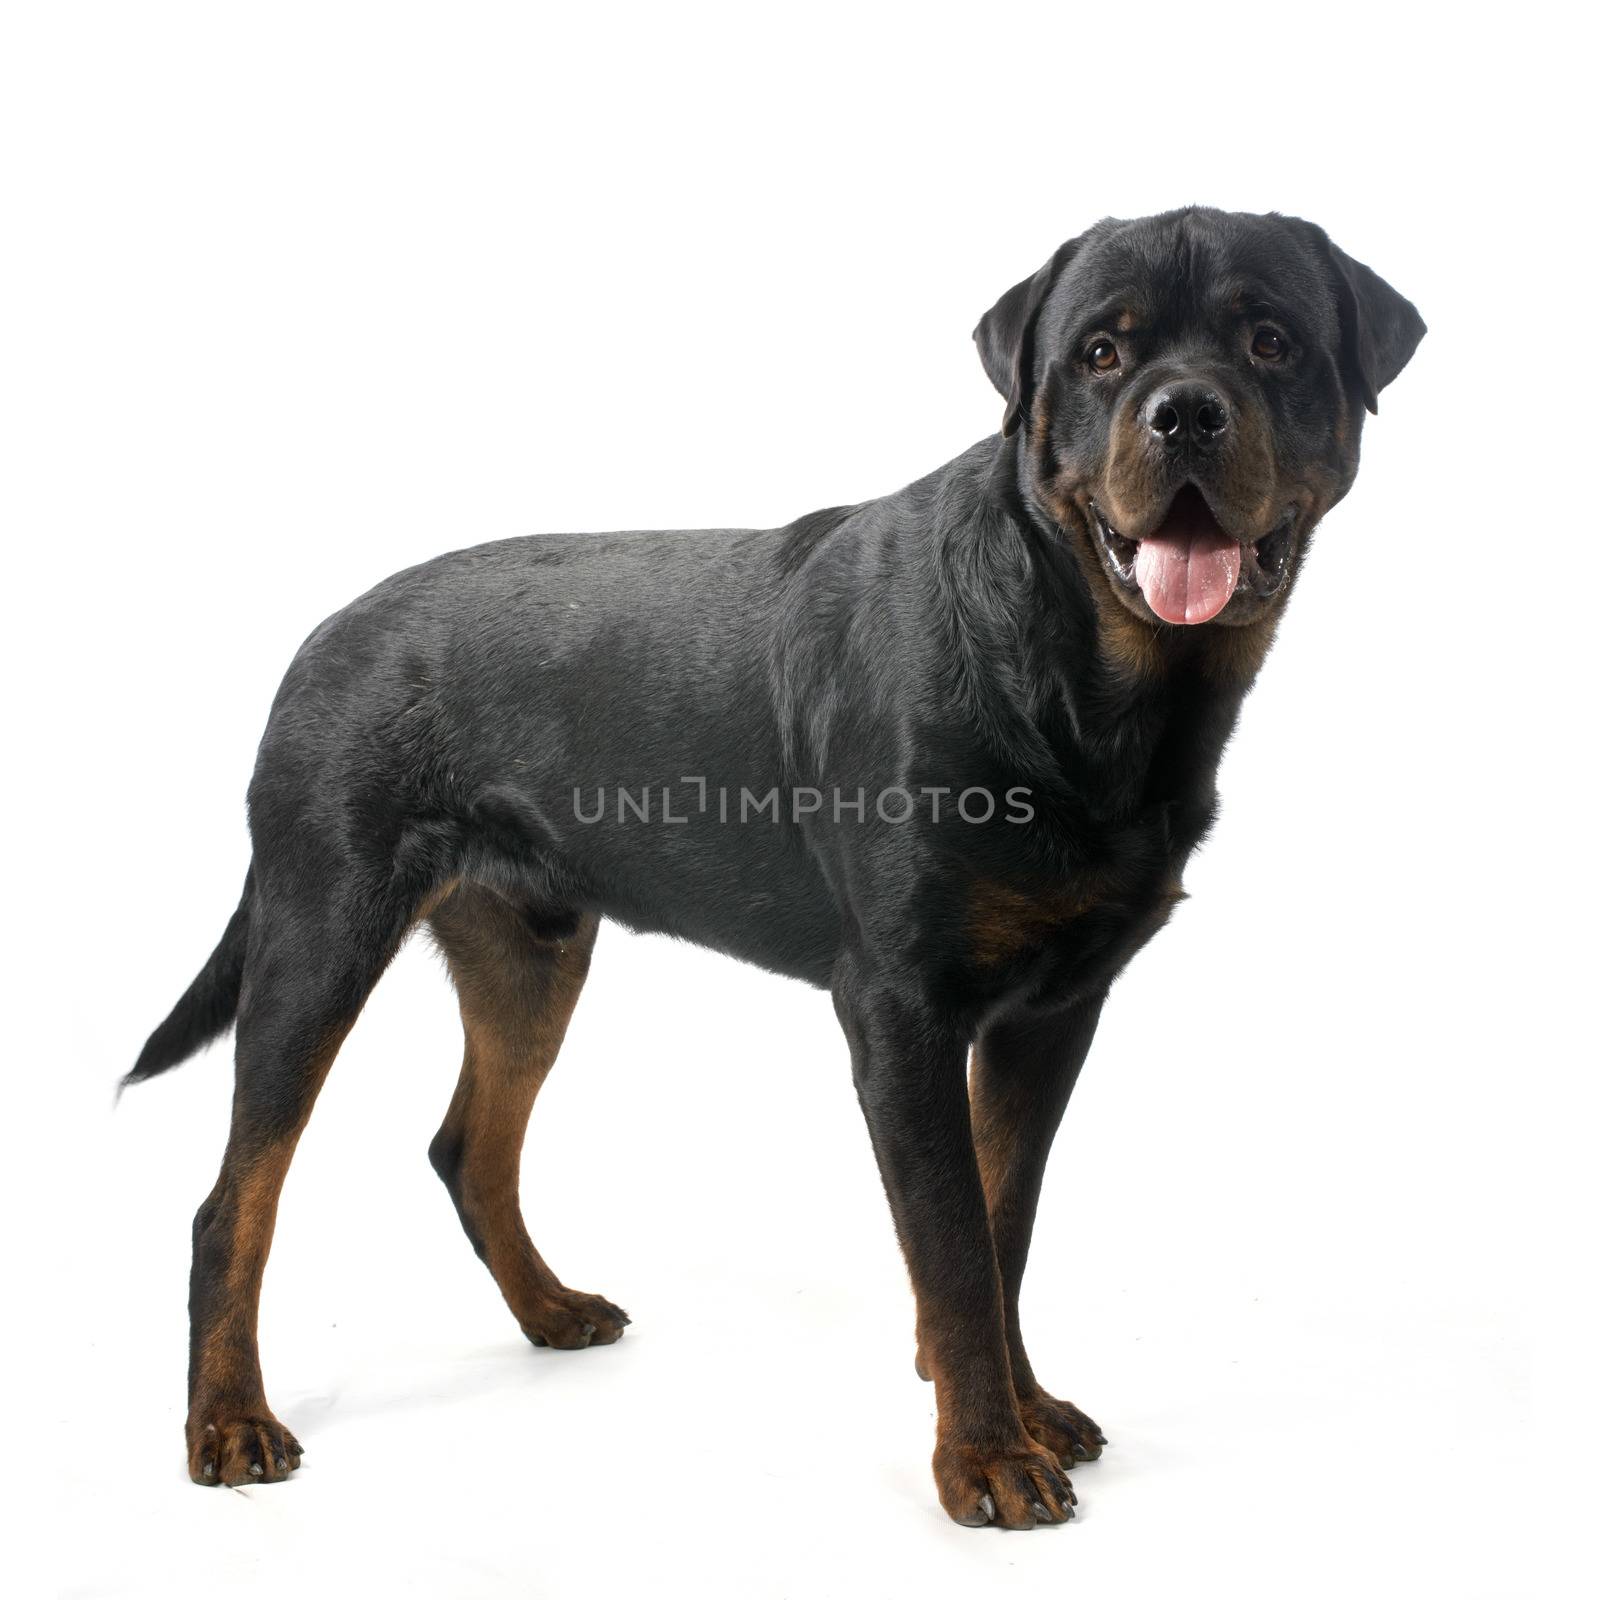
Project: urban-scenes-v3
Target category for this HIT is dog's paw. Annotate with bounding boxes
[933,1437,1076,1529]
[187,1410,303,1486]
[521,1287,630,1349]
[1020,1391,1107,1463]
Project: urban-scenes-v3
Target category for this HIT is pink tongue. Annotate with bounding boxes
[1133,500,1242,625]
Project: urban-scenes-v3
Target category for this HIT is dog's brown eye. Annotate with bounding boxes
[1251,328,1286,361]
[1087,339,1120,372]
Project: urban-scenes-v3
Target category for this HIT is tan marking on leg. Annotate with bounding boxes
[429,891,624,1346]
[187,1019,355,1484]
[412,875,463,926]
[197,1026,350,1362]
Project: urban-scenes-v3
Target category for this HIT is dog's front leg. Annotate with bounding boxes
[834,963,1075,1528]
[970,998,1109,1465]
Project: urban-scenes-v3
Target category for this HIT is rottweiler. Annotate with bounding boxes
[127,206,1423,1526]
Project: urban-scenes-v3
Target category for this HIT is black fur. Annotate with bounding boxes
[129,206,1422,1523]
[123,871,252,1086]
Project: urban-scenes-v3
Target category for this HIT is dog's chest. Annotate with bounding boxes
[963,815,1190,1006]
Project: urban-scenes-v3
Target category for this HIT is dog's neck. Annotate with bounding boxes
[956,432,1273,829]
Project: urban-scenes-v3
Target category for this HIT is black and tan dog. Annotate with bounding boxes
[128,207,1422,1526]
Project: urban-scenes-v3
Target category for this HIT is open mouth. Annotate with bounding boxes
[1091,485,1295,625]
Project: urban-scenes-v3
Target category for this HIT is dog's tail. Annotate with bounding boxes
[121,871,253,1092]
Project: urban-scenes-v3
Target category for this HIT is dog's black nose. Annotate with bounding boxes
[1145,383,1229,448]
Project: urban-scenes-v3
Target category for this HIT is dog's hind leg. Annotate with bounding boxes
[185,863,419,1486]
[426,888,627,1350]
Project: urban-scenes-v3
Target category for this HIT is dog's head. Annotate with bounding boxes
[975,208,1423,631]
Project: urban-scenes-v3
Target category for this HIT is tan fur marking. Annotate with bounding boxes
[429,889,606,1338]
[967,878,1101,968]
[191,1020,354,1411]
[411,875,462,928]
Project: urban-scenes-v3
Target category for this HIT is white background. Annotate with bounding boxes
[2,3,1591,1596]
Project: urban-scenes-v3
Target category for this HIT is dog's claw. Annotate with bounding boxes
[1019,1393,1106,1465]
[520,1289,629,1349]
[188,1412,301,1486]
[937,1439,1074,1530]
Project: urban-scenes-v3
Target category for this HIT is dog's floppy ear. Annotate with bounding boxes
[973,236,1085,438]
[1304,225,1426,415]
